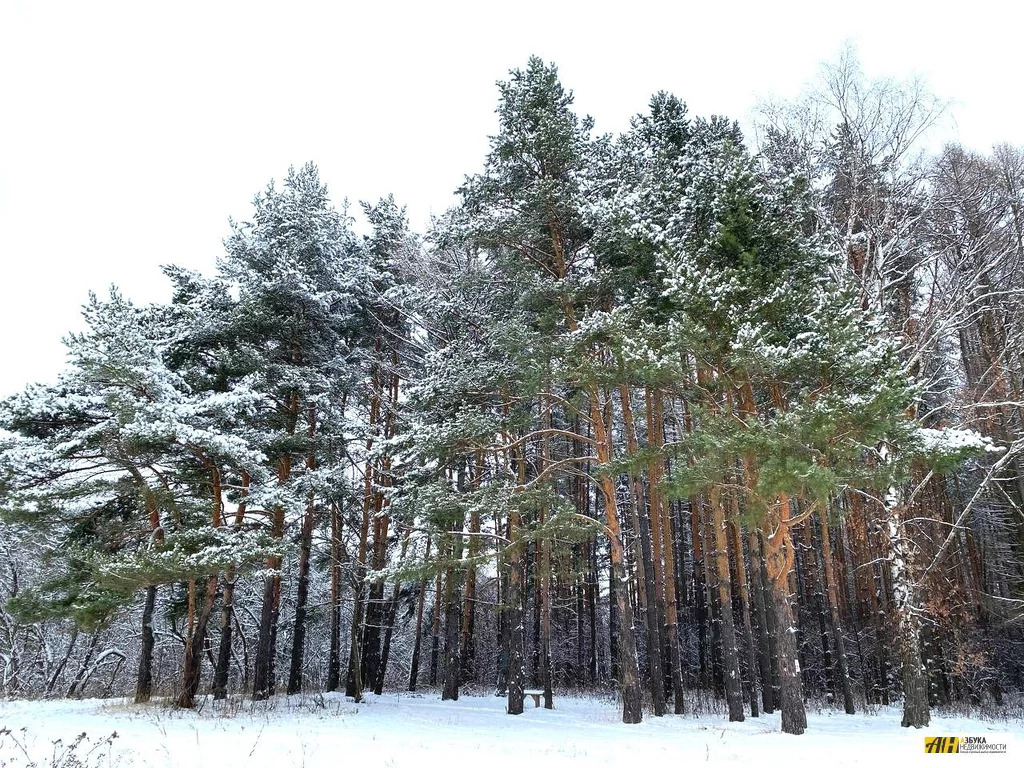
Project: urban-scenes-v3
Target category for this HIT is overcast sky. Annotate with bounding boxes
[1,0,1021,397]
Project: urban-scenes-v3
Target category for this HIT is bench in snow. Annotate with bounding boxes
[523,689,548,707]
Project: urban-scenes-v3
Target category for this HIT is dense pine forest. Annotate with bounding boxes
[1,55,1022,738]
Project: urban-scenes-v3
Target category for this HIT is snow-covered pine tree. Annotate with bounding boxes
[603,98,962,733]
[217,162,366,701]
[459,57,644,724]
[0,289,275,706]
[398,206,544,703]
[754,55,1020,726]
[347,196,416,700]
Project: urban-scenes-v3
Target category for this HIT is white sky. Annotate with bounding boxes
[1,0,1021,397]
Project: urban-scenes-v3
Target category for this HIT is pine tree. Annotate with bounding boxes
[0,289,275,706]
[460,57,644,723]
[605,97,951,733]
[217,162,365,701]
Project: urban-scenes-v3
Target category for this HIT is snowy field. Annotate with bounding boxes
[0,692,1020,767]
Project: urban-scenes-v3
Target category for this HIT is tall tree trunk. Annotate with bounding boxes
[551,277,641,721]
[636,494,665,714]
[651,389,687,713]
[767,565,807,735]
[496,515,511,695]
[532,403,557,708]
[442,512,465,701]
[710,485,745,721]
[662,519,687,713]
[361,545,386,691]
[644,389,672,701]
[816,506,856,714]
[538,506,553,709]
[376,526,413,695]
[576,421,599,686]
[875,554,894,706]
[429,561,443,687]
[620,384,665,716]
[460,462,482,680]
[349,362,381,700]
[728,493,759,717]
[736,381,805,733]
[608,542,620,685]
[575,558,586,686]
[135,586,157,703]
[607,534,643,723]
[682,396,713,692]
[361,509,386,688]
[130,472,163,704]
[793,523,812,695]
[531,542,540,687]
[178,574,219,708]
[286,500,316,695]
[326,500,344,692]
[253,425,294,700]
[252,572,281,700]
[506,439,527,715]
[587,538,599,685]
[691,494,712,691]
[346,586,366,699]
[847,490,883,704]
[760,497,808,735]
[213,470,248,700]
[362,366,399,692]
[211,567,236,701]
[408,536,432,692]
[441,565,463,701]
[749,529,775,714]
[181,463,230,708]
[505,522,526,714]
[288,411,319,696]
[592,387,642,724]
[534,398,554,707]
[886,486,930,728]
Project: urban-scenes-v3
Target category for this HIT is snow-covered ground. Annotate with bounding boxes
[0,692,1019,767]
